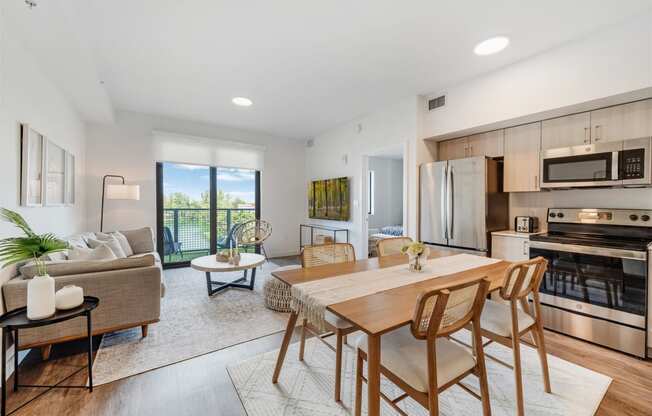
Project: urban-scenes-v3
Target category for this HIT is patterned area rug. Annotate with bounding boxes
[91,261,291,385]
[228,330,612,415]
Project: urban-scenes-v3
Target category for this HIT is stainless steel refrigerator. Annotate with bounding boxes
[420,156,508,254]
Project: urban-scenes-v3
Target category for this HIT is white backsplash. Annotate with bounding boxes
[509,187,652,231]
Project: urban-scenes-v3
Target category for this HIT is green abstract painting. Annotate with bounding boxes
[308,177,349,221]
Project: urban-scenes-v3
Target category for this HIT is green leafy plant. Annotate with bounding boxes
[0,208,68,274]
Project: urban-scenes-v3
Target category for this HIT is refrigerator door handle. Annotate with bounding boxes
[442,164,448,239]
[447,165,454,240]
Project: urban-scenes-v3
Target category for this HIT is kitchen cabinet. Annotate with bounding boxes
[468,130,504,158]
[491,231,531,261]
[504,122,541,192]
[590,99,652,143]
[437,137,468,161]
[541,112,590,150]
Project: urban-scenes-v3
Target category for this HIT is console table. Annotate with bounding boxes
[299,224,350,249]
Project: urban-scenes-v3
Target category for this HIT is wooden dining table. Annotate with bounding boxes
[271,249,511,416]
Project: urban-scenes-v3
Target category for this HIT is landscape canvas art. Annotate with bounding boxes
[308,177,350,221]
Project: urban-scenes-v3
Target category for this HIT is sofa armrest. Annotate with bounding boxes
[2,266,161,348]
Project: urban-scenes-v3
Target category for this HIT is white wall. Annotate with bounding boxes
[422,12,652,139]
[0,6,88,378]
[85,111,305,257]
[0,8,87,288]
[368,157,403,230]
[305,97,421,256]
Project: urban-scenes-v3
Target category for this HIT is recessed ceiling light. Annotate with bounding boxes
[474,36,510,56]
[232,97,253,107]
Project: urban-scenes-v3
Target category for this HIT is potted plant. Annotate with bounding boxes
[0,208,68,319]
[401,241,430,272]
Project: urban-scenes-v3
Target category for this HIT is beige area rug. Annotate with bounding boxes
[91,262,291,386]
[228,330,612,416]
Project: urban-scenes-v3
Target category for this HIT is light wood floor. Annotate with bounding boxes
[5,327,652,415]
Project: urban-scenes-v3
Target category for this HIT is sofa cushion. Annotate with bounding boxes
[88,235,127,259]
[121,227,155,255]
[19,255,156,279]
[129,251,161,264]
[68,244,117,261]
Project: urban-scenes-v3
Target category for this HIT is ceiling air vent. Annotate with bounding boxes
[428,95,446,111]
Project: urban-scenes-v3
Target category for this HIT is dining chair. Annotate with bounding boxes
[299,243,358,402]
[478,257,551,416]
[376,236,413,257]
[353,278,492,416]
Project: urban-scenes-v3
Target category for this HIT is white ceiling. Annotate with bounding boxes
[5,0,652,138]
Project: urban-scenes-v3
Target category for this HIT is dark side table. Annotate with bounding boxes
[0,296,98,416]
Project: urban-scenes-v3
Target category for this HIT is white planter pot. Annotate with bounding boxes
[55,285,84,310]
[27,274,56,320]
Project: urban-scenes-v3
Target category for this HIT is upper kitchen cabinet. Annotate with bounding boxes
[467,130,504,158]
[437,137,468,161]
[590,99,652,143]
[504,122,541,192]
[541,112,590,150]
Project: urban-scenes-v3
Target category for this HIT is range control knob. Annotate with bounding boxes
[557,212,564,218]
[549,212,556,218]
[641,214,650,222]
[630,214,639,221]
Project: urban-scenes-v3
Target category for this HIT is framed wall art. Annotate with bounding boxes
[20,124,46,207]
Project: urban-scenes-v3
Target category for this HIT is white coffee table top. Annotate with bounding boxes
[190,253,266,272]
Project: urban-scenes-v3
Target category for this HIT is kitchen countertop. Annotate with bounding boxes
[491,230,542,238]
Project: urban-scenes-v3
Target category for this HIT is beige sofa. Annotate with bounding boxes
[2,227,165,359]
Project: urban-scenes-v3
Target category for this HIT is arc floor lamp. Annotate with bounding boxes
[100,175,140,232]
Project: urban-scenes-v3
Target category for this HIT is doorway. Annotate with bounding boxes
[156,162,260,267]
[362,144,408,258]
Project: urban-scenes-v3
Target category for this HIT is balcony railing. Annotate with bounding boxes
[163,207,256,262]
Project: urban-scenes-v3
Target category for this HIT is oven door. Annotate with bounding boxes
[540,141,622,188]
[529,241,647,329]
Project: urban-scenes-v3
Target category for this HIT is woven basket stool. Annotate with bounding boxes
[263,265,300,312]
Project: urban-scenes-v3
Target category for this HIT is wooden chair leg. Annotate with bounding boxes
[299,319,307,361]
[473,322,492,416]
[343,334,348,346]
[40,345,52,361]
[335,331,344,402]
[511,330,525,416]
[141,325,148,338]
[354,349,364,416]
[532,325,552,393]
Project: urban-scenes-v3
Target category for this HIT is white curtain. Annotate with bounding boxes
[152,130,265,171]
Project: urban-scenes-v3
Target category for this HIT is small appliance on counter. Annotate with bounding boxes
[515,216,538,233]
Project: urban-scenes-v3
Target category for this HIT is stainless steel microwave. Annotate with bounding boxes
[540,137,652,189]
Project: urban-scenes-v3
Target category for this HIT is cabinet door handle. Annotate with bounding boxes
[523,240,529,256]
[584,127,590,144]
[534,175,538,189]
[594,125,601,142]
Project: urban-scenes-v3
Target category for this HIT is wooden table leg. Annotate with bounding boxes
[367,334,381,416]
[272,311,298,383]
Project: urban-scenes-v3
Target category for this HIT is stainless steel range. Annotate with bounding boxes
[529,208,652,357]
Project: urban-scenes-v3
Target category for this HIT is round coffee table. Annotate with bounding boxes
[191,253,266,296]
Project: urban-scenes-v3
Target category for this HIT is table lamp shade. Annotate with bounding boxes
[105,184,140,200]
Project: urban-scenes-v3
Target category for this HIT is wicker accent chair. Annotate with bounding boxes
[478,257,551,416]
[235,219,272,260]
[376,236,413,257]
[354,278,492,416]
[299,243,357,403]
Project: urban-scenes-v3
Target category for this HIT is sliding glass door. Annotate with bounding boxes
[156,162,260,268]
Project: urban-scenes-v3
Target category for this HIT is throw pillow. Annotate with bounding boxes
[96,231,134,257]
[120,227,155,254]
[87,236,127,258]
[68,244,117,261]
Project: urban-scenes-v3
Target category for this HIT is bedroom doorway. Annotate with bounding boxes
[362,144,407,258]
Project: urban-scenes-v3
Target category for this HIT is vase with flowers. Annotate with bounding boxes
[401,241,429,272]
[0,208,68,319]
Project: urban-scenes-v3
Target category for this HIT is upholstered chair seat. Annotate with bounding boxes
[356,326,476,391]
[480,299,536,337]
